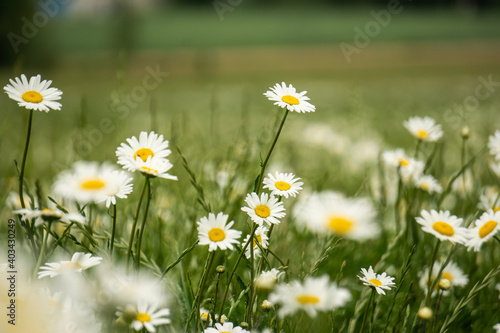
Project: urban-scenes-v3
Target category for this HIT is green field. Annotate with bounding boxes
[1,6,500,333]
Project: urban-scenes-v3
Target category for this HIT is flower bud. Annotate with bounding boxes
[261,300,273,311]
[418,307,433,321]
[461,126,470,139]
[438,278,451,290]
[216,265,225,274]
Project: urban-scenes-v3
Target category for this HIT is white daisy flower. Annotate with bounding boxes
[415,210,468,244]
[204,322,250,333]
[358,266,396,295]
[241,192,286,226]
[255,268,285,290]
[478,186,500,212]
[118,301,170,332]
[200,308,212,325]
[494,323,500,333]
[97,170,134,208]
[293,191,379,241]
[3,74,62,112]
[414,175,442,194]
[38,252,102,279]
[451,170,474,198]
[134,157,178,181]
[269,275,351,318]
[419,261,468,295]
[53,161,127,205]
[466,210,500,252]
[490,161,500,178]
[263,171,303,198]
[488,130,500,160]
[197,212,242,252]
[403,116,443,142]
[243,225,269,259]
[116,131,172,171]
[6,191,32,210]
[14,207,86,227]
[264,82,315,113]
[382,149,424,182]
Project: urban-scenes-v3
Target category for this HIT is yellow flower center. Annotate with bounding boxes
[417,130,429,139]
[136,313,151,323]
[442,272,454,281]
[275,181,291,191]
[58,262,83,272]
[255,205,271,218]
[479,220,498,238]
[22,90,43,103]
[369,279,382,287]
[253,235,263,248]
[432,222,454,236]
[296,295,320,305]
[420,183,430,191]
[281,95,300,105]
[494,206,500,213]
[208,228,226,242]
[201,313,210,321]
[141,166,158,174]
[135,148,154,162]
[81,179,105,190]
[328,217,353,234]
[399,158,410,167]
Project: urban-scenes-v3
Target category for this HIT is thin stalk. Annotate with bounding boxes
[33,221,52,280]
[359,289,375,333]
[218,224,257,320]
[210,268,223,330]
[110,203,117,256]
[136,177,152,270]
[191,251,215,332]
[127,176,148,269]
[425,240,441,305]
[433,289,444,333]
[19,109,33,210]
[414,139,422,158]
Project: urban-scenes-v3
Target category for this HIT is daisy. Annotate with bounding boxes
[243,225,269,259]
[403,116,443,142]
[488,130,500,160]
[269,275,351,318]
[241,192,286,226]
[118,301,170,332]
[96,170,134,207]
[116,131,172,171]
[419,261,468,295]
[358,266,396,295]
[415,209,468,244]
[382,149,424,182]
[466,210,500,251]
[264,82,315,113]
[53,161,127,205]
[204,322,250,333]
[414,175,442,194]
[490,161,500,178]
[200,308,212,325]
[3,74,62,112]
[38,252,102,279]
[478,187,500,212]
[255,268,285,290]
[263,171,303,198]
[293,191,379,241]
[14,207,86,226]
[197,212,242,252]
[134,157,178,180]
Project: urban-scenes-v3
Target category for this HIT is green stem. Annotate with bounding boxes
[190,251,215,332]
[218,224,257,321]
[414,139,422,158]
[136,177,152,270]
[110,203,117,256]
[360,289,375,333]
[433,289,444,333]
[127,176,148,269]
[33,221,51,280]
[19,109,33,210]
[254,109,289,194]
[426,239,441,305]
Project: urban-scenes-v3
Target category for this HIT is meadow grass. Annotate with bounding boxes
[1,8,500,332]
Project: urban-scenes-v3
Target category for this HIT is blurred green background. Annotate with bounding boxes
[1,0,500,196]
